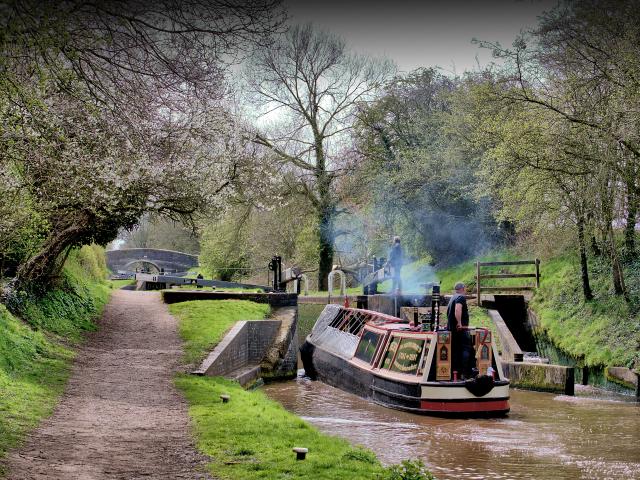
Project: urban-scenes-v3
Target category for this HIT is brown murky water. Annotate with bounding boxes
[263,377,640,479]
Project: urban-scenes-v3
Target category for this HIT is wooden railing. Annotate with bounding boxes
[475,259,540,302]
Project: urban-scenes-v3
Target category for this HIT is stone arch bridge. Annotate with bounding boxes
[106,248,199,274]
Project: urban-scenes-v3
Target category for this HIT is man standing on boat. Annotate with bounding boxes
[447,282,475,379]
[387,236,403,294]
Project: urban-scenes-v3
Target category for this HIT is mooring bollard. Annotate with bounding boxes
[292,447,308,460]
[220,394,230,403]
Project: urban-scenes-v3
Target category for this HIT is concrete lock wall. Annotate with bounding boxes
[194,320,282,377]
[488,309,523,362]
[606,367,640,396]
[503,361,574,395]
[169,291,299,385]
[192,307,299,384]
[260,307,299,378]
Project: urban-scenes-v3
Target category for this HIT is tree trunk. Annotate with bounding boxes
[590,235,601,256]
[607,226,628,300]
[624,183,638,259]
[577,217,594,301]
[314,158,336,291]
[16,221,86,289]
[317,206,334,291]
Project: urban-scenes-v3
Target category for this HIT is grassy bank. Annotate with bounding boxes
[435,251,640,369]
[175,375,388,479]
[297,303,326,340]
[108,278,135,289]
[171,299,432,480]
[0,245,111,474]
[168,299,271,366]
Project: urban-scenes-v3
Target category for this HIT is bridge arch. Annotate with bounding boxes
[122,260,162,273]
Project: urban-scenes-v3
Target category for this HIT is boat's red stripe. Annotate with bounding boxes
[420,399,509,412]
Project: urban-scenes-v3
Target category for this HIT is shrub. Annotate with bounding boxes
[382,460,435,480]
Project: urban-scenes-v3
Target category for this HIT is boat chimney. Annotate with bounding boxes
[430,285,441,330]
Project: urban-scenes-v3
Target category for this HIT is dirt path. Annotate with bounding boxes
[7,290,212,480]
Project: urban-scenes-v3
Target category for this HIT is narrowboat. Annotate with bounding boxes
[300,294,510,417]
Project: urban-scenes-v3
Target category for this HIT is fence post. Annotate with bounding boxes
[300,274,309,296]
[328,270,346,304]
[476,261,481,306]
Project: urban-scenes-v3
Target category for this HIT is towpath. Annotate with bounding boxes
[7,290,212,479]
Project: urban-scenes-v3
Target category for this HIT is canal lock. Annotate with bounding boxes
[490,295,638,396]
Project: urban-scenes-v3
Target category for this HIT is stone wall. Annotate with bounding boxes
[193,320,281,377]
[503,361,574,395]
[260,307,299,378]
[176,291,300,385]
[606,367,640,397]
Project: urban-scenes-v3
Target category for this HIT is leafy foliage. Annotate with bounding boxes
[469,0,640,299]
[350,68,507,266]
[0,1,284,287]
[118,215,200,255]
[169,299,270,366]
[383,460,435,480]
[198,200,320,285]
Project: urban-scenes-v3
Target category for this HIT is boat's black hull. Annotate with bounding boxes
[301,339,510,417]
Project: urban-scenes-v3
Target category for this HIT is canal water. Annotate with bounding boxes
[263,375,640,479]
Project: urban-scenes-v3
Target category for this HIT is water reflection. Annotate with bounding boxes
[262,376,640,479]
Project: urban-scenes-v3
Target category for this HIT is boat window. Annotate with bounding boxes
[380,337,400,369]
[354,330,382,364]
[329,309,347,328]
[388,337,425,375]
[328,309,366,336]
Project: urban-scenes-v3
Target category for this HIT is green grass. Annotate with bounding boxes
[297,304,326,340]
[171,299,431,479]
[468,306,502,353]
[435,249,640,369]
[529,253,639,368]
[0,305,74,475]
[0,245,111,475]
[169,300,270,365]
[176,375,387,480]
[109,279,135,289]
[435,251,530,292]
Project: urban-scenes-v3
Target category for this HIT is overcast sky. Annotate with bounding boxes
[285,0,558,74]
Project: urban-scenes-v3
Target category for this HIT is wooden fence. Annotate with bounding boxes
[475,259,540,303]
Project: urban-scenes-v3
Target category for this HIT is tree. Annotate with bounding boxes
[245,24,394,289]
[198,198,319,284]
[350,69,502,266]
[0,0,284,289]
[477,0,640,296]
[119,215,200,255]
[5,84,241,287]
[200,207,252,282]
[196,142,321,285]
